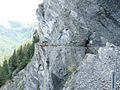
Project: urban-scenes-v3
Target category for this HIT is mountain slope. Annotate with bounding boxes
[1,0,120,90]
[0,21,34,60]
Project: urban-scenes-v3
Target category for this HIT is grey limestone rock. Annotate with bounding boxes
[1,0,120,90]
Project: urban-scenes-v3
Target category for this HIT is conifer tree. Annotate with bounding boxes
[0,30,39,87]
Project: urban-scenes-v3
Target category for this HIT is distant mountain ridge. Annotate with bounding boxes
[0,21,34,57]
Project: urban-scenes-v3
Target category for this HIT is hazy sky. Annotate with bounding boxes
[0,0,43,23]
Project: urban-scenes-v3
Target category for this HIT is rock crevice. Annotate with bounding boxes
[1,0,120,90]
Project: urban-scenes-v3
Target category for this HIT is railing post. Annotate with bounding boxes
[111,70,115,90]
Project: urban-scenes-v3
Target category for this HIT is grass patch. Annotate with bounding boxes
[117,5,120,9]
[67,65,77,73]
[37,80,40,90]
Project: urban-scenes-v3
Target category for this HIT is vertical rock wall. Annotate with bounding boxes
[1,0,120,90]
[35,0,120,89]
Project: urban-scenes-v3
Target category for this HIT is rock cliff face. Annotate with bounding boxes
[1,0,120,90]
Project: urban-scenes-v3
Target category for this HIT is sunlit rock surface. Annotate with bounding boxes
[1,0,120,90]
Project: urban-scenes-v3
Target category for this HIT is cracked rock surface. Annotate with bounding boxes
[1,0,120,90]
